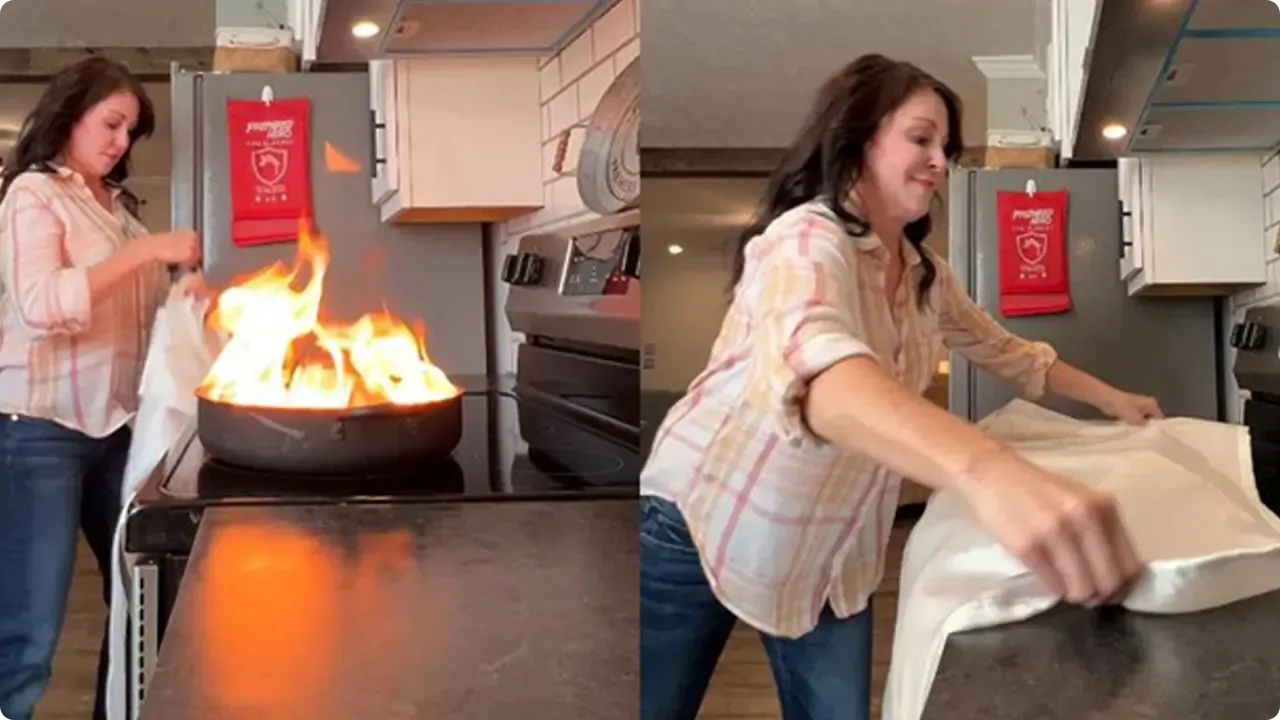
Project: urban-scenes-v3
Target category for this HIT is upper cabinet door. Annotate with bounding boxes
[286,0,324,66]
[369,60,400,205]
[1047,0,1101,159]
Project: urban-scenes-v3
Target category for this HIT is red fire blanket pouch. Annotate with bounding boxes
[995,189,1072,317]
[226,97,313,247]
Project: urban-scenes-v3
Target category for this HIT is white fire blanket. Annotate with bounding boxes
[882,400,1280,720]
[104,279,222,720]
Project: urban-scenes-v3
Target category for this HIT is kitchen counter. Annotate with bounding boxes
[138,499,638,720]
[921,591,1280,719]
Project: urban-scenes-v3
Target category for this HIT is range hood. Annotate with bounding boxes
[318,0,615,62]
[1073,0,1280,161]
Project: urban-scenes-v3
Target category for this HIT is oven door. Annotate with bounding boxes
[1243,397,1280,516]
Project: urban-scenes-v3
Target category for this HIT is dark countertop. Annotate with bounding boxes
[139,499,638,720]
[921,591,1280,719]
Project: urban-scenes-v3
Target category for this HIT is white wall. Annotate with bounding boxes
[487,0,641,376]
[1223,148,1280,422]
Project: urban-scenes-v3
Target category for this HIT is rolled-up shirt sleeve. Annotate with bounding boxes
[0,187,92,337]
[744,216,878,445]
[934,256,1058,399]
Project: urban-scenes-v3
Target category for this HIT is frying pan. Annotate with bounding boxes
[196,391,463,476]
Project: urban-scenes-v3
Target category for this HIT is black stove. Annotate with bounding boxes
[126,376,638,553]
[1231,305,1280,516]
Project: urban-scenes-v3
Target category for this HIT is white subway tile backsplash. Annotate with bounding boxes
[543,138,562,182]
[1264,152,1280,190]
[559,31,595,84]
[592,0,635,60]
[492,0,639,373]
[547,85,580,137]
[614,37,640,72]
[550,174,587,218]
[539,58,561,102]
[577,61,617,119]
[1267,189,1280,229]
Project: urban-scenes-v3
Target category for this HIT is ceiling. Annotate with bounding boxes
[640,0,1041,149]
[1075,0,1280,160]
[0,0,213,49]
[318,0,400,62]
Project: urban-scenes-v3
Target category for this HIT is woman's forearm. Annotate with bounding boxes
[805,356,1029,493]
[1044,360,1120,412]
[86,243,151,302]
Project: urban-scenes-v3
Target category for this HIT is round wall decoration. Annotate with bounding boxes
[578,57,639,215]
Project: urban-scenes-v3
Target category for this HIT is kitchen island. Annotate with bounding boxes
[920,590,1280,719]
[137,499,637,719]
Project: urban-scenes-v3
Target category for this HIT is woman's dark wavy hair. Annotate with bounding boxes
[0,57,155,217]
[734,54,963,304]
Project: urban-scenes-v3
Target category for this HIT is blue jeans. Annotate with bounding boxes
[0,415,128,720]
[640,495,873,720]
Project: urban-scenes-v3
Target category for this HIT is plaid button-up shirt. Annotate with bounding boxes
[641,200,1058,638]
[0,166,168,438]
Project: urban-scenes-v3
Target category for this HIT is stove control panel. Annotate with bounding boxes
[502,209,641,352]
[1233,305,1280,399]
[561,228,639,296]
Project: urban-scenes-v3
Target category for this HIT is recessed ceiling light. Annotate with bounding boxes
[352,21,380,39]
[667,244,684,255]
[1102,123,1128,140]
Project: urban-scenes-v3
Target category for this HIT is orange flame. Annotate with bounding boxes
[197,223,459,409]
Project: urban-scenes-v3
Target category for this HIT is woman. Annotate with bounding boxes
[639,54,1162,720]
[0,57,202,720]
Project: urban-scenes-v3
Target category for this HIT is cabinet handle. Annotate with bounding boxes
[1118,200,1133,259]
[369,109,387,179]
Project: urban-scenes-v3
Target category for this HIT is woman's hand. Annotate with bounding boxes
[131,230,201,267]
[175,271,217,303]
[959,452,1144,607]
[1044,362,1164,426]
[806,357,1144,608]
[1100,390,1164,425]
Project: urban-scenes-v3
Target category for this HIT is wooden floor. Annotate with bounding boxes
[41,523,913,720]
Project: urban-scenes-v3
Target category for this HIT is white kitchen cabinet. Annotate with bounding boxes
[285,0,324,66]
[372,58,543,225]
[1117,156,1144,281]
[1120,155,1267,296]
[1046,0,1100,160]
[369,59,400,205]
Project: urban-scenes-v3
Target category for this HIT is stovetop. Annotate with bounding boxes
[127,377,639,552]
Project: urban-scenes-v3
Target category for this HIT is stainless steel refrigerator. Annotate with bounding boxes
[948,167,1222,423]
[168,68,490,377]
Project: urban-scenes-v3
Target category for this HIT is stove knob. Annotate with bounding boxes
[1230,322,1246,349]
[515,252,544,285]
[1245,322,1269,351]
[500,253,519,284]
